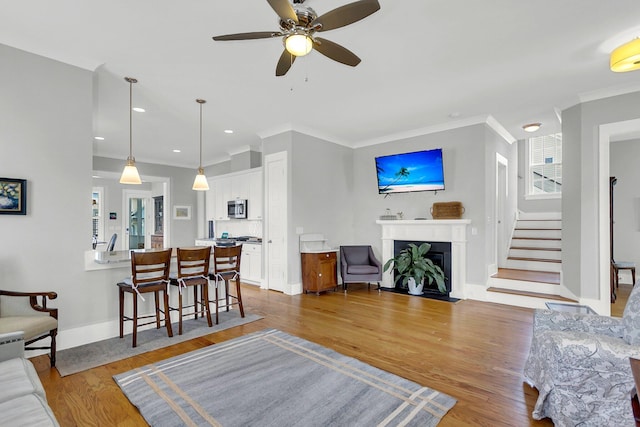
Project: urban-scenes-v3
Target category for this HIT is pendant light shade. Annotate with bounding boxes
[610,38,640,72]
[192,99,209,191]
[120,77,142,185]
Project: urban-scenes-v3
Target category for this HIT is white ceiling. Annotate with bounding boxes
[2,0,640,168]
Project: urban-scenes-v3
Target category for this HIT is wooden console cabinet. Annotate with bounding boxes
[301,251,338,295]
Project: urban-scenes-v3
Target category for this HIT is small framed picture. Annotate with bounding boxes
[173,205,191,220]
[0,178,27,215]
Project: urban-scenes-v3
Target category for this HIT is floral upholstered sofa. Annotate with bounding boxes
[524,285,640,426]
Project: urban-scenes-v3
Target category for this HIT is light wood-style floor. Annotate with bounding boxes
[32,284,615,427]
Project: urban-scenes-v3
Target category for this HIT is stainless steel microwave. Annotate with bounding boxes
[227,199,247,219]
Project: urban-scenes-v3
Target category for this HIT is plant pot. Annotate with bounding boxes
[407,277,424,295]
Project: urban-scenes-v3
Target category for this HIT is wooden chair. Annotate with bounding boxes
[209,245,244,324]
[117,249,173,347]
[169,246,212,335]
[0,290,58,366]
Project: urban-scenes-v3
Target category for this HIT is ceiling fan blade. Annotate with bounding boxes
[213,32,281,41]
[276,49,296,76]
[312,0,380,32]
[312,38,361,67]
[267,0,298,23]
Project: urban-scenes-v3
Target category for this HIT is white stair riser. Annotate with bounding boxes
[511,238,561,249]
[515,220,562,229]
[485,291,554,310]
[488,277,560,294]
[509,248,561,260]
[519,212,562,221]
[513,229,561,239]
[506,259,562,272]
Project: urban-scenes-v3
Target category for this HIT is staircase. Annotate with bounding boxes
[487,212,573,309]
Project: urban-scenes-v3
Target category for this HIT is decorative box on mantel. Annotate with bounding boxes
[376,219,471,300]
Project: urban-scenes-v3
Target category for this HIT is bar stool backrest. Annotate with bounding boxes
[212,245,242,276]
[131,249,172,286]
[177,246,211,279]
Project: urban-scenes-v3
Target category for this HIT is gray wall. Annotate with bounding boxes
[350,124,516,286]
[0,44,94,331]
[611,138,640,271]
[485,126,519,273]
[562,91,640,299]
[290,132,354,283]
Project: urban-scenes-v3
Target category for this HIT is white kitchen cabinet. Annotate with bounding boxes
[206,167,263,223]
[214,177,230,220]
[229,173,248,200]
[247,169,263,220]
[241,243,262,285]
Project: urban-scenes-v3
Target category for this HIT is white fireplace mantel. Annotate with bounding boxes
[377,219,471,300]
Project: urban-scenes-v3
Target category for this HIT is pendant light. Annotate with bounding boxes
[192,99,209,191]
[119,77,142,185]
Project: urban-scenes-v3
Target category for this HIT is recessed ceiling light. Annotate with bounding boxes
[173,149,181,153]
[448,112,461,119]
[224,129,234,134]
[132,107,145,113]
[523,123,542,133]
[94,136,105,140]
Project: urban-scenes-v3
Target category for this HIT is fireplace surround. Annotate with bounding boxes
[377,219,471,300]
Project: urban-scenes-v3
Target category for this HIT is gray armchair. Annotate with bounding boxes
[523,285,640,425]
[339,246,382,292]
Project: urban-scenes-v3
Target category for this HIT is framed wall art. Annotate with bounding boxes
[0,178,27,215]
[173,205,191,220]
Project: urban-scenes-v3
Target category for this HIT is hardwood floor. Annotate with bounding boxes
[31,285,559,426]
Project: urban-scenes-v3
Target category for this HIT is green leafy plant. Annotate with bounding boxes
[383,243,447,293]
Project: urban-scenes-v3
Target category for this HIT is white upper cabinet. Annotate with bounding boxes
[247,169,263,220]
[206,168,263,222]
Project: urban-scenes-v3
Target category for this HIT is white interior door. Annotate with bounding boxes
[264,152,288,292]
[496,154,508,267]
[123,190,152,250]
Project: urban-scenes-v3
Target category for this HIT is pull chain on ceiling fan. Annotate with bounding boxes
[212,0,380,76]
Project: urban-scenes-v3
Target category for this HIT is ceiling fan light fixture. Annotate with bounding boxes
[610,38,640,72]
[285,33,313,56]
[523,123,542,133]
[120,77,142,185]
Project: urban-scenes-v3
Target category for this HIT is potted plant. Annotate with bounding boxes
[383,243,446,295]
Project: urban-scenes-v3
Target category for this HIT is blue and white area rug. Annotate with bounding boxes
[114,329,456,426]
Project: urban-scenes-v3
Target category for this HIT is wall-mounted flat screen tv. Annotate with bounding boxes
[375,148,445,194]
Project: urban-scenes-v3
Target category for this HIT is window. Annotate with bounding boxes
[528,133,562,196]
[92,187,104,242]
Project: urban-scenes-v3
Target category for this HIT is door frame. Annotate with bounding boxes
[122,189,153,250]
[495,153,509,269]
[264,151,288,293]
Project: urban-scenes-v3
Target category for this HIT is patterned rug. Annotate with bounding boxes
[114,329,456,426]
[56,311,262,377]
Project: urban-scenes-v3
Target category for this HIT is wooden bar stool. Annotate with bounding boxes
[117,249,173,347]
[169,246,213,335]
[209,245,244,324]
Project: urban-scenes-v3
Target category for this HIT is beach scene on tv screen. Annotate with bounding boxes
[376,149,444,194]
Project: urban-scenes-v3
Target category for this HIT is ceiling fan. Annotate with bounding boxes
[212,0,381,76]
